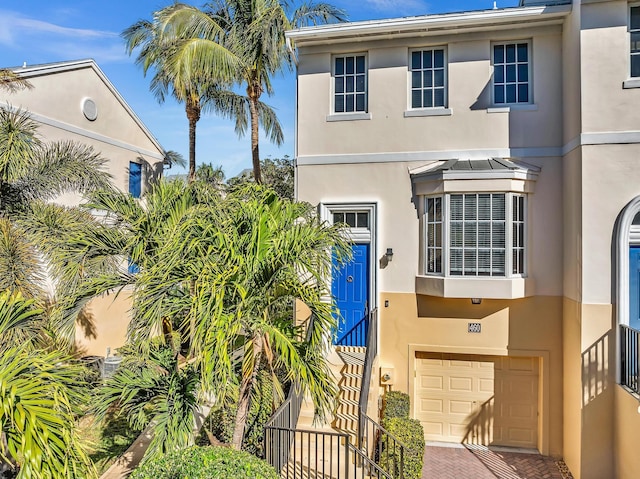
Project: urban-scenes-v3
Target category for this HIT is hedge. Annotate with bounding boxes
[130,446,279,479]
[380,417,425,479]
[383,391,410,419]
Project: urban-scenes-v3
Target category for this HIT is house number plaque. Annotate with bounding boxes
[468,322,482,333]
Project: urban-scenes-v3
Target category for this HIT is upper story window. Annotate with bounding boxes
[410,48,447,109]
[493,42,531,105]
[129,161,142,198]
[334,54,367,113]
[425,192,526,277]
[631,6,640,77]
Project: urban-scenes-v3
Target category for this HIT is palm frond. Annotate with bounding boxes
[0,69,33,93]
[16,140,111,202]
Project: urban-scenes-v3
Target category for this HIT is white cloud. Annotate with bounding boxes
[0,9,125,64]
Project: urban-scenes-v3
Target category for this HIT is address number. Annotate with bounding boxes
[468,322,482,333]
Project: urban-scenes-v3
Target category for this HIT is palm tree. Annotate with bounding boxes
[50,180,350,452]
[123,5,243,183]
[0,69,32,93]
[152,1,346,183]
[0,107,111,316]
[93,340,201,462]
[0,290,96,478]
[130,184,351,449]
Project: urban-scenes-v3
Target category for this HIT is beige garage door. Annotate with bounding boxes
[414,352,539,449]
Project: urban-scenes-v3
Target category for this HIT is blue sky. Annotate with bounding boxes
[0,1,519,177]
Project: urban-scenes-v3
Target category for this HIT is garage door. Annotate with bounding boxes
[414,352,539,449]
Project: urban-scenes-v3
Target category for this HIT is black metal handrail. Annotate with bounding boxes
[336,315,368,347]
[359,413,405,479]
[357,308,377,437]
[349,442,393,479]
[621,324,640,394]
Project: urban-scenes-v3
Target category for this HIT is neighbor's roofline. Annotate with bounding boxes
[286,4,571,43]
[10,59,166,158]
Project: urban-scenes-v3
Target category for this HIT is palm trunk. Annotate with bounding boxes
[247,79,262,184]
[186,97,200,183]
[231,335,263,449]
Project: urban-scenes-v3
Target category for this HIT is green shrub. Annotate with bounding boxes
[383,391,410,419]
[380,417,425,479]
[130,446,279,479]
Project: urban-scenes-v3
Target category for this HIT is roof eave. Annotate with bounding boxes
[286,4,571,45]
[10,59,167,159]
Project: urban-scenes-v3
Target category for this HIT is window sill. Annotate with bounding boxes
[487,104,538,113]
[415,275,535,299]
[326,112,372,122]
[623,78,640,89]
[404,108,453,118]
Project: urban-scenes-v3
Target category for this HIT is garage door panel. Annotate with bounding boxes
[419,374,444,391]
[415,353,539,449]
[420,398,443,413]
[449,376,474,392]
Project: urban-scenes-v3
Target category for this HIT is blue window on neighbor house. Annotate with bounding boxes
[493,42,530,104]
[411,49,447,109]
[129,162,142,198]
[631,6,640,77]
[334,54,367,113]
[127,259,140,275]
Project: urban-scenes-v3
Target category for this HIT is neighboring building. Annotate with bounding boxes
[287,1,640,478]
[0,59,167,357]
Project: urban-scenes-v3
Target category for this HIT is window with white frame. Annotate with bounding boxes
[493,42,530,104]
[631,6,640,78]
[425,193,526,277]
[410,49,447,109]
[334,54,367,113]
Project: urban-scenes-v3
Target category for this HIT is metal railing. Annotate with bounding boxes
[358,413,405,479]
[336,316,368,347]
[357,308,377,441]
[264,307,403,479]
[621,324,640,394]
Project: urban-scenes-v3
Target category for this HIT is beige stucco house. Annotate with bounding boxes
[0,59,167,357]
[287,0,640,477]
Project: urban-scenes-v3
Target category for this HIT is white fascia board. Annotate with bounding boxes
[413,169,538,182]
[12,59,167,158]
[286,5,571,43]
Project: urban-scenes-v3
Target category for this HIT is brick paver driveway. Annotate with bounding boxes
[422,443,572,479]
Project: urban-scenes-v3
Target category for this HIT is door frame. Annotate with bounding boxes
[321,203,377,312]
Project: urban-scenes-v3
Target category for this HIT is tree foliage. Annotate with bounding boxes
[0,291,95,478]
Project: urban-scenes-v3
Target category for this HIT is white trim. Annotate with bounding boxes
[0,102,165,161]
[286,5,571,43]
[11,59,166,157]
[326,113,372,122]
[623,78,640,89]
[404,108,452,117]
[298,131,640,166]
[487,104,538,113]
[321,202,378,310]
[297,147,561,166]
[616,197,640,329]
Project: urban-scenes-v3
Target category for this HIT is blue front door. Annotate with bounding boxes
[630,247,640,330]
[332,243,369,346]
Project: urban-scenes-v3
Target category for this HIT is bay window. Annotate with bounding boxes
[425,192,526,278]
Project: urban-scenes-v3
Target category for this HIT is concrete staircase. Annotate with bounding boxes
[282,346,370,479]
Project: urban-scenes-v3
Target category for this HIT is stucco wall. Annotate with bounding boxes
[297,25,563,158]
[614,385,640,479]
[75,291,133,356]
[1,65,164,198]
[378,292,563,456]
